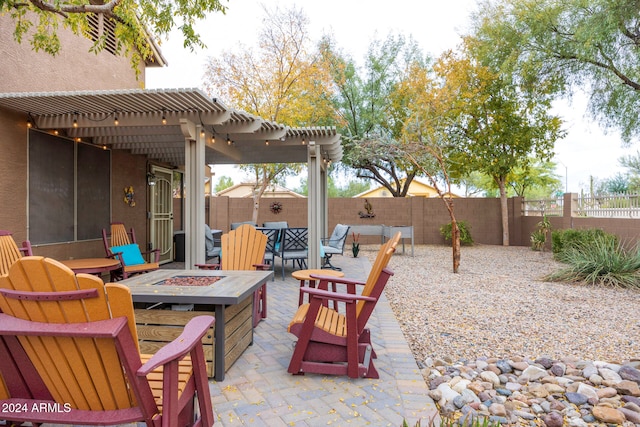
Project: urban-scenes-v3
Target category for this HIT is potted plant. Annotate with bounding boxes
[351,232,360,257]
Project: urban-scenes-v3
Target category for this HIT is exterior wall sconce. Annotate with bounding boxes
[147,172,157,186]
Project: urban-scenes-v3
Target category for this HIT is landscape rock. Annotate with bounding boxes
[619,407,640,424]
[619,365,640,384]
[592,406,626,424]
[543,411,564,427]
[614,379,640,396]
[427,356,640,427]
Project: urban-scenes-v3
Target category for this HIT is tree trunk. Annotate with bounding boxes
[251,173,269,225]
[451,217,460,273]
[498,177,509,246]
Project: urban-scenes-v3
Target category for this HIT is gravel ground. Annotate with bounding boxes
[363,244,640,367]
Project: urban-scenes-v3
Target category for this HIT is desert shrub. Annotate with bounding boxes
[440,220,473,245]
[551,228,617,260]
[544,235,640,288]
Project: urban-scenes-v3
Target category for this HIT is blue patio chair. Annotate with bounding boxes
[321,224,350,270]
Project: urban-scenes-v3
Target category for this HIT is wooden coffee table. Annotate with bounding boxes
[292,269,345,307]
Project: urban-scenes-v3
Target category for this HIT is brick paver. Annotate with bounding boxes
[209,254,438,426]
[40,253,437,427]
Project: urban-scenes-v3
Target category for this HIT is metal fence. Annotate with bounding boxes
[576,193,640,218]
[523,193,640,218]
[522,198,563,216]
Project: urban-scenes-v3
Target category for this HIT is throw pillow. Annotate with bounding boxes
[110,243,145,266]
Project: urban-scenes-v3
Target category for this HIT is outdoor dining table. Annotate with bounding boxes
[118,268,273,381]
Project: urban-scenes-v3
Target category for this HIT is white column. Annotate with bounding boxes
[181,119,206,269]
[307,141,321,269]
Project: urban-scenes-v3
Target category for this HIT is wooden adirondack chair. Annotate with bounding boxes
[287,232,401,379]
[102,222,160,280]
[198,224,269,327]
[0,230,33,275]
[0,230,34,402]
[0,256,215,427]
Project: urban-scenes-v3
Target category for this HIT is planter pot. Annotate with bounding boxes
[352,243,360,258]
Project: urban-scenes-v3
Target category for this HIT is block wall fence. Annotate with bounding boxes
[204,193,640,248]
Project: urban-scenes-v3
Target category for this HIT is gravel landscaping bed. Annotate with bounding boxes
[363,244,640,425]
[368,243,640,365]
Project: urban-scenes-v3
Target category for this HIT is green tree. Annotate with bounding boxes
[619,151,640,193]
[320,34,429,196]
[1,0,227,73]
[476,159,562,198]
[473,0,640,143]
[203,5,325,224]
[435,38,565,245]
[296,175,371,197]
[214,175,234,193]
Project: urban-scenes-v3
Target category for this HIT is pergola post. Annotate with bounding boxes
[181,119,206,269]
[307,141,322,269]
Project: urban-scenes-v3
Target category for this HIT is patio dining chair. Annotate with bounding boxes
[321,224,350,270]
[275,227,308,280]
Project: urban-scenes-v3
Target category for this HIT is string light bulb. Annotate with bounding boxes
[200,128,206,138]
[26,117,32,128]
[226,134,232,145]
[211,135,216,144]
[72,117,78,128]
[161,109,167,125]
[114,114,119,126]
[265,140,270,146]
[301,133,306,145]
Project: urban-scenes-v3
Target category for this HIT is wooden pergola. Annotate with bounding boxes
[0,88,342,269]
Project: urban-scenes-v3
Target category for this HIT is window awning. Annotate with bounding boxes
[0,88,342,167]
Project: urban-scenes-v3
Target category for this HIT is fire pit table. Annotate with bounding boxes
[119,268,273,381]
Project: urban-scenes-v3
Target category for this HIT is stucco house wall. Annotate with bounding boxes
[0,14,143,92]
[0,14,152,259]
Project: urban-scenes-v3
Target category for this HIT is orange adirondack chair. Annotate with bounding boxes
[0,230,33,275]
[0,230,35,402]
[0,256,215,427]
[287,232,400,379]
[198,224,269,327]
[102,222,160,280]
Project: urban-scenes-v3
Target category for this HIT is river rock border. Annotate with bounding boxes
[423,356,640,426]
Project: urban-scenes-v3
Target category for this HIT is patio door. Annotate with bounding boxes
[149,166,173,264]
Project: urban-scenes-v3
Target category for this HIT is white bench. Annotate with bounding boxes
[347,224,414,256]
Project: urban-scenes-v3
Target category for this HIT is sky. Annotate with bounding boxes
[145,0,639,194]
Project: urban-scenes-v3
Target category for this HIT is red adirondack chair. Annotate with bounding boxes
[0,256,215,427]
[287,232,401,379]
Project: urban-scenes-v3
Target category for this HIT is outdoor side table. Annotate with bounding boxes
[292,269,345,309]
[60,258,121,276]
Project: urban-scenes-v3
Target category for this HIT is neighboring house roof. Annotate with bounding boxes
[216,182,305,198]
[354,178,459,198]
